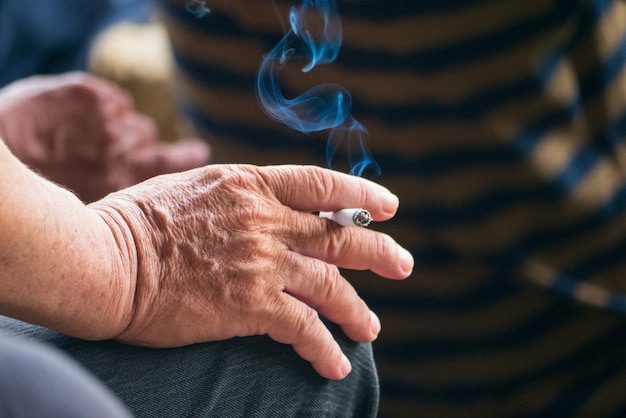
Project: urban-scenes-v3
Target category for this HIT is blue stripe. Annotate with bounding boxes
[607,294,626,311]
[578,22,626,105]
[483,182,626,271]
[549,236,626,311]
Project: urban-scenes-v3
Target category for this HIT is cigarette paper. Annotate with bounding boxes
[319,208,372,227]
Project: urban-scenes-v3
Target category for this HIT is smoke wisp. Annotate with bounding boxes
[256,0,380,176]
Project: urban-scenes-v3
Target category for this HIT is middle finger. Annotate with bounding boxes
[281,210,410,280]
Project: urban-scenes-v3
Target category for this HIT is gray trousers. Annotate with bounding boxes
[0,316,378,417]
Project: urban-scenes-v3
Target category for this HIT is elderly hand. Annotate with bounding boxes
[91,164,414,380]
[0,72,210,202]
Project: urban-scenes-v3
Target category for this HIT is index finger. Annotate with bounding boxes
[258,165,399,221]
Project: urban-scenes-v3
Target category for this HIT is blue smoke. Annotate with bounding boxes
[186,0,210,18]
[256,0,380,176]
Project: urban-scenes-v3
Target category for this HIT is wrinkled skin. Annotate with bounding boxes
[0,72,210,202]
[91,164,414,380]
[0,72,414,380]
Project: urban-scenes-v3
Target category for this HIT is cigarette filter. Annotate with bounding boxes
[319,208,372,227]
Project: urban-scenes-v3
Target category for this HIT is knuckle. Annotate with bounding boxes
[236,279,265,309]
[269,302,319,345]
[324,230,347,261]
[317,338,339,366]
[318,262,341,302]
[309,167,336,203]
[244,200,272,227]
[308,166,368,204]
[226,166,262,188]
[293,307,321,339]
[271,165,335,204]
[375,233,397,261]
[234,268,280,311]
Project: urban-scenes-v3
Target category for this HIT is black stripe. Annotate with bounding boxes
[160,0,586,74]
[377,317,626,404]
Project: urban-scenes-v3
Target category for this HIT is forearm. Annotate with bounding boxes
[0,139,135,339]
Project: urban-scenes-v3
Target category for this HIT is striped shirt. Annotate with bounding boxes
[159,0,626,416]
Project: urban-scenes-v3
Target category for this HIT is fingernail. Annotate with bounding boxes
[370,311,381,339]
[398,246,414,276]
[380,191,399,216]
[340,354,352,377]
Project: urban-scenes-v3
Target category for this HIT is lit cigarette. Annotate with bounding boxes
[319,208,372,227]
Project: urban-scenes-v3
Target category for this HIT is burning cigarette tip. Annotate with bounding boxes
[319,208,372,227]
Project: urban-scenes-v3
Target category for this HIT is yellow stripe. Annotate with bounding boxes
[342,0,550,52]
